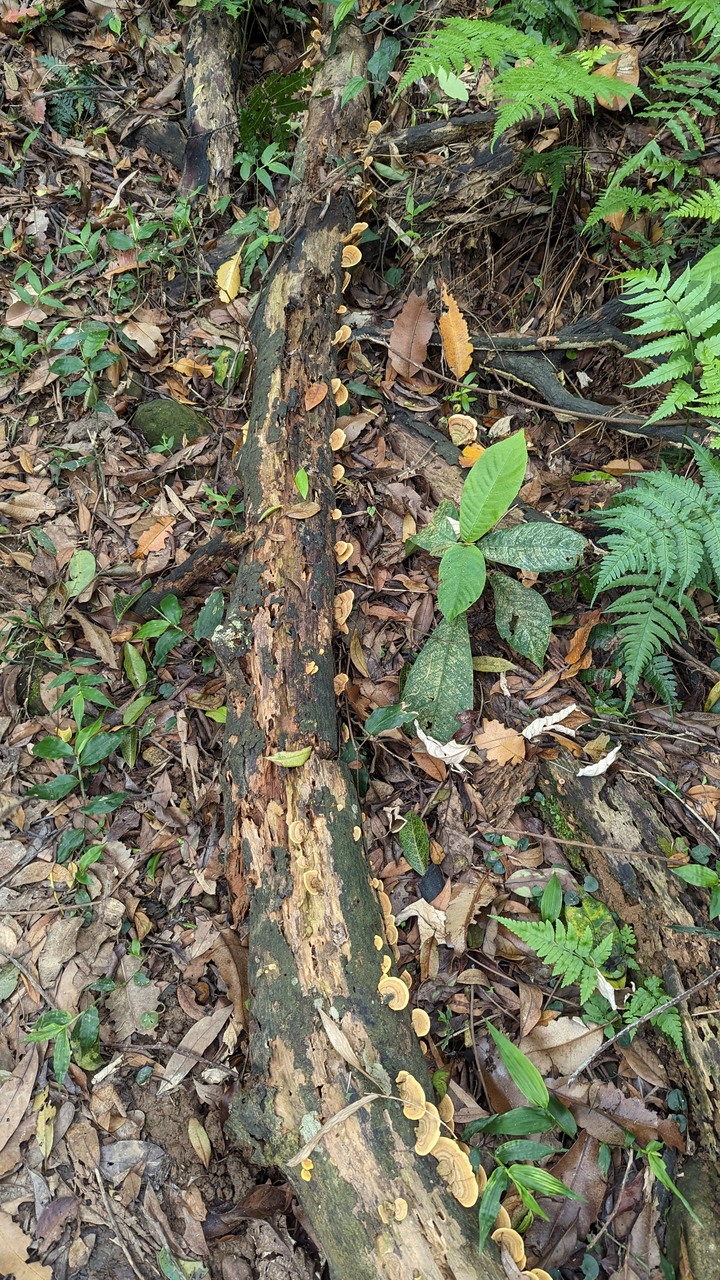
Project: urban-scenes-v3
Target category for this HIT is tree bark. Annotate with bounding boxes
[214,22,507,1280]
[181,9,241,202]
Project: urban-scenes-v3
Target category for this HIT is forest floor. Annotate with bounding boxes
[1,1,720,1278]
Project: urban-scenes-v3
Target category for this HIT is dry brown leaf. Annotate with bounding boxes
[188,1117,212,1169]
[0,492,57,524]
[132,515,175,559]
[173,356,213,378]
[445,880,496,953]
[0,1047,37,1157]
[318,1007,363,1073]
[157,1003,233,1095]
[37,917,82,987]
[68,609,119,670]
[349,631,369,677]
[304,381,328,410]
[525,1133,606,1269]
[593,47,639,111]
[106,954,161,1041]
[216,249,242,303]
[0,1210,52,1280]
[210,930,248,1029]
[517,982,544,1039]
[388,291,435,378]
[439,285,473,378]
[522,1017,604,1076]
[285,501,322,519]
[124,320,164,357]
[474,719,526,765]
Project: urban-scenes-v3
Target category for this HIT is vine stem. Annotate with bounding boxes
[566,966,720,1085]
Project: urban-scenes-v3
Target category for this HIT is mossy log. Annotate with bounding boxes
[213,22,507,1280]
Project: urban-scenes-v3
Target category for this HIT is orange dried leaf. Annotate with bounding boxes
[439,285,473,378]
[132,516,175,559]
[305,382,328,410]
[474,719,526,765]
[593,47,639,111]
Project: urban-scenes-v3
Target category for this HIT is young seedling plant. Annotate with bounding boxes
[365,431,586,743]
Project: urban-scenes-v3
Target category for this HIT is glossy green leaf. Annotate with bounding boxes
[26,1010,74,1042]
[477,1167,511,1252]
[491,572,552,668]
[364,703,415,736]
[481,521,586,573]
[508,1164,582,1200]
[463,1106,555,1139]
[437,543,487,619]
[194,589,225,642]
[495,1140,558,1163]
[78,732,119,768]
[28,774,79,801]
[486,1020,549,1108]
[266,746,313,767]
[398,812,430,875]
[53,1030,72,1085]
[459,431,527,543]
[541,873,563,923]
[124,643,148,690]
[32,736,74,761]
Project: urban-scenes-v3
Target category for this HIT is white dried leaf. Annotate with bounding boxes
[577,745,621,777]
[523,704,577,741]
[414,722,471,771]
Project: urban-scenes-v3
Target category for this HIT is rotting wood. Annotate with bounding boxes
[213,21,507,1280]
[181,7,241,203]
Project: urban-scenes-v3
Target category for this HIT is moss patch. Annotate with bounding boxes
[133,400,209,451]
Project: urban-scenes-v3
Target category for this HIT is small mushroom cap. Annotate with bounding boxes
[378,975,409,1010]
[493,1205,511,1230]
[393,1198,408,1222]
[491,1228,526,1269]
[396,1070,427,1120]
[411,1008,431,1038]
[430,1137,479,1208]
[523,1271,554,1280]
[415,1103,441,1156]
[341,245,362,268]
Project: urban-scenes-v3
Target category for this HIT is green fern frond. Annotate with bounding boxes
[642,653,680,709]
[604,587,687,706]
[659,0,720,54]
[677,181,720,222]
[624,975,686,1059]
[397,18,636,142]
[496,916,612,1005]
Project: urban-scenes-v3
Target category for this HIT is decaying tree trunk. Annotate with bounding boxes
[214,22,507,1280]
[181,8,241,202]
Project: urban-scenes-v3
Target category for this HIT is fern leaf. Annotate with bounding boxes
[642,653,680,709]
[605,590,687,706]
[495,916,602,1000]
[660,0,720,55]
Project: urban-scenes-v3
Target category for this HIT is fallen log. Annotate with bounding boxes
[213,21,507,1280]
[181,8,241,202]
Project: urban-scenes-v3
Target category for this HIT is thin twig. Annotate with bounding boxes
[0,949,56,1009]
[566,967,720,1085]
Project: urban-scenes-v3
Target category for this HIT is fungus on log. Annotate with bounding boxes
[213,18,508,1280]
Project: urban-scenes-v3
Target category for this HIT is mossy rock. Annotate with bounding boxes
[133,400,210,451]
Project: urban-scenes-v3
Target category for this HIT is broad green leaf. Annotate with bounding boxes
[463,1106,555,1139]
[158,594,182,624]
[459,431,527,543]
[205,706,227,724]
[508,1164,582,1200]
[491,572,552,668]
[477,1167,511,1252]
[53,1030,71,1085]
[26,1010,74,1042]
[472,655,516,672]
[546,1093,577,1137]
[28,774,79,801]
[341,76,367,107]
[333,0,356,27]
[123,695,155,726]
[541,873,563,923]
[124,642,148,690]
[398,812,430,875]
[495,1140,559,1163]
[295,468,309,499]
[403,615,474,743]
[486,1021,549,1107]
[481,522,586,573]
[32,736,74,761]
[438,544,487,620]
[81,792,128,815]
[74,1006,100,1052]
[364,703,414,736]
[65,549,97,597]
[154,626,184,669]
[78,732,119,768]
[266,746,313,767]
[194,589,225,642]
[134,619,169,641]
[406,500,459,556]
[50,354,85,376]
[671,864,719,889]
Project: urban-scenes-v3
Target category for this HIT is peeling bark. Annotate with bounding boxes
[214,22,507,1280]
